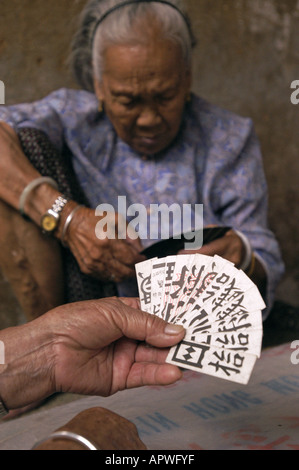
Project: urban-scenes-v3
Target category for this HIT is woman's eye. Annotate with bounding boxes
[159,95,174,104]
[119,98,136,108]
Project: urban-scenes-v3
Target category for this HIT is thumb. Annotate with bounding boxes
[118,299,186,348]
[143,315,186,348]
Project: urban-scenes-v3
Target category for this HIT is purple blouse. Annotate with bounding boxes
[0,88,284,316]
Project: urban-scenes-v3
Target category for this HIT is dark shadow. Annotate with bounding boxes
[263,300,299,349]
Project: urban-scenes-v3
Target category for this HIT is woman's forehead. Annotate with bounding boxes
[101,40,186,85]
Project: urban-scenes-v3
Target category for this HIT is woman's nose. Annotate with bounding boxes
[136,105,162,128]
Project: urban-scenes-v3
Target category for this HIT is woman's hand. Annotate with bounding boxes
[61,205,145,282]
[179,228,267,295]
[179,229,244,267]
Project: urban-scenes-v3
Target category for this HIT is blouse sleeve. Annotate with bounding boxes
[0,88,70,152]
[202,117,285,318]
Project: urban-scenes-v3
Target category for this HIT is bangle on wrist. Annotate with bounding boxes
[19,177,59,218]
[32,430,99,450]
[246,254,256,278]
[61,205,84,247]
[234,230,252,272]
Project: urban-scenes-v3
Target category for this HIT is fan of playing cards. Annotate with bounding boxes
[136,254,265,385]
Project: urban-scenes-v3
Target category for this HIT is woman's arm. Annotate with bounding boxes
[0,122,144,282]
[0,122,60,221]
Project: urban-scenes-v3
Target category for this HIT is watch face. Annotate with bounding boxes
[41,214,58,232]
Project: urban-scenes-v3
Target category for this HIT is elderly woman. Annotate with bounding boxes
[0,0,284,321]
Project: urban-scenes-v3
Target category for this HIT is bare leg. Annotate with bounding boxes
[0,200,65,321]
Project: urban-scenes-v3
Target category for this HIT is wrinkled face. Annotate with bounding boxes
[94,37,191,156]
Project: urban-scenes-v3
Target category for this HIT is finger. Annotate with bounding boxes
[178,239,221,256]
[105,258,136,282]
[194,238,223,256]
[135,343,170,364]
[124,233,145,254]
[118,297,141,310]
[124,310,186,348]
[179,232,243,266]
[72,245,137,281]
[178,248,203,255]
[106,300,186,349]
[90,299,185,350]
[190,236,229,257]
[109,240,145,266]
[126,362,183,389]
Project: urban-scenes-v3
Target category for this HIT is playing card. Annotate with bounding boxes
[166,340,258,385]
[136,253,264,384]
[150,259,167,316]
[135,258,157,313]
[150,256,177,317]
[159,254,196,322]
[168,254,214,320]
[172,254,233,321]
[184,327,263,357]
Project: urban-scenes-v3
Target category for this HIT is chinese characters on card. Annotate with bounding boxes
[136,254,264,385]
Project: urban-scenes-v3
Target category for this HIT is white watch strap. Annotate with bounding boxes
[51,195,68,215]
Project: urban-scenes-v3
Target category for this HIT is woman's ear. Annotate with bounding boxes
[93,79,105,112]
[93,78,104,102]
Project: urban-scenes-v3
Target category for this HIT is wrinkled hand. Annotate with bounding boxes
[50,297,185,397]
[34,407,148,450]
[179,229,244,267]
[0,298,185,411]
[64,207,145,282]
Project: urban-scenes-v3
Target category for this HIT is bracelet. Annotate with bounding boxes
[61,205,84,247]
[234,230,253,272]
[246,253,256,278]
[32,430,99,450]
[19,177,59,217]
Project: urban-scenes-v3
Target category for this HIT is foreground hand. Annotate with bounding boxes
[52,297,185,396]
[0,297,185,410]
[63,206,145,282]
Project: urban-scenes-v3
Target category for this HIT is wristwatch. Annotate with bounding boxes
[41,195,68,234]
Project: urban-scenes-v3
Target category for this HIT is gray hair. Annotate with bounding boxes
[70,0,196,92]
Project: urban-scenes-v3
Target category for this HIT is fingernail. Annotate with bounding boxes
[164,323,185,335]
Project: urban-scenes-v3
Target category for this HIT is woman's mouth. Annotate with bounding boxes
[136,135,162,147]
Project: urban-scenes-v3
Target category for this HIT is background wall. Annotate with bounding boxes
[0,0,298,325]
